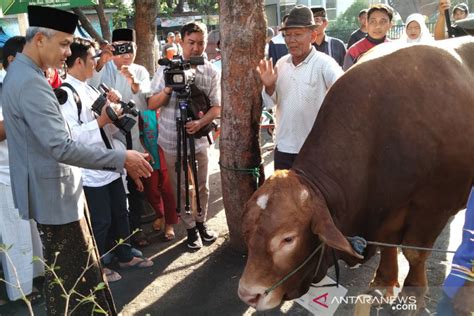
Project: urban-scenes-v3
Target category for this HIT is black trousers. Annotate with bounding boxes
[126,175,146,232]
[84,178,133,263]
[274,148,298,170]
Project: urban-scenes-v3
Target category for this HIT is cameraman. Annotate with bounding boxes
[148,22,221,249]
[61,39,153,282]
[91,28,152,247]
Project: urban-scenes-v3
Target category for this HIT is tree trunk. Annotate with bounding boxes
[73,8,104,42]
[175,0,184,13]
[95,0,111,42]
[220,0,267,252]
[134,0,157,75]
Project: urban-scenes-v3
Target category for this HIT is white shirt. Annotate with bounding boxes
[90,61,151,153]
[0,105,10,185]
[150,60,221,155]
[262,47,343,154]
[62,75,121,187]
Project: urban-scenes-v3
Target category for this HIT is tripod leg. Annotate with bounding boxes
[182,126,191,215]
[175,118,182,216]
[188,136,202,216]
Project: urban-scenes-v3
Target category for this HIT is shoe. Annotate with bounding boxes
[187,227,203,249]
[104,268,122,283]
[118,256,154,269]
[196,222,217,242]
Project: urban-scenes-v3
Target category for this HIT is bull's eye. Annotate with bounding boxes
[283,237,294,243]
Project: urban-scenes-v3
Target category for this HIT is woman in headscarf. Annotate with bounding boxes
[400,13,434,43]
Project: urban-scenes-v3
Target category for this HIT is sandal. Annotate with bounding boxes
[119,256,154,269]
[104,268,122,283]
[163,224,175,241]
[152,217,164,232]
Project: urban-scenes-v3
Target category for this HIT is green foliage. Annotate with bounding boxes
[105,0,134,29]
[327,0,368,42]
[160,0,219,15]
[187,0,219,15]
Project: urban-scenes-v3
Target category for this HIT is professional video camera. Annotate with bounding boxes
[91,83,138,135]
[158,56,204,91]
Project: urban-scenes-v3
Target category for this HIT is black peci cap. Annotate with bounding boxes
[112,28,136,42]
[27,5,78,34]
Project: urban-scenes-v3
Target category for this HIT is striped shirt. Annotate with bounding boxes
[150,60,221,155]
[262,47,343,154]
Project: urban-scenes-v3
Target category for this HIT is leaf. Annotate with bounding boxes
[94,283,106,291]
[93,308,108,314]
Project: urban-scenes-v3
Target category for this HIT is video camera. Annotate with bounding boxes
[91,83,138,135]
[158,56,204,91]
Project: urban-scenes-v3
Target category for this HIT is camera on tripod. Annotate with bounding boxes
[91,83,138,135]
[158,56,204,91]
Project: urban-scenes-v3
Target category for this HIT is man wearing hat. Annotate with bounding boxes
[2,5,152,314]
[162,31,179,58]
[257,5,343,170]
[92,28,152,247]
[435,0,470,39]
[311,7,346,67]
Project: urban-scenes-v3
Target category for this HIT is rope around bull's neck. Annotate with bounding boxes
[264,243,326,296]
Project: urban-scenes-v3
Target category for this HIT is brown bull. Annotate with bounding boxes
[238,36,474,311]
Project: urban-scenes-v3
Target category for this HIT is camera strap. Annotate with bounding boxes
[60,83,83,125]
[59,83,112,150]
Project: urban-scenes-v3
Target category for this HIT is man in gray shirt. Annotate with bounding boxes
[2,6,152,314]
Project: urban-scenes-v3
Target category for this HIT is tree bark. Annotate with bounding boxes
[220,0,267,252]
[73,8,104,42]
[134,0,157,75]
[95,0,111,42]
[175,0,184,13]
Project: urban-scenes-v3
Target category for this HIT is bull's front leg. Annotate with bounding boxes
[400,248,429,313]
[370,246,401,297]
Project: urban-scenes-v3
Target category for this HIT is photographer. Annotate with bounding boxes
[60,38,153,283]
[91,28,152,247]
[148,22,221,249]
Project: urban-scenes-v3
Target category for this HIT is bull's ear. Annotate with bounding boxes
[311,207,364,259]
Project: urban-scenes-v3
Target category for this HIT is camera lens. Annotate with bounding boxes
[172,74,185,84]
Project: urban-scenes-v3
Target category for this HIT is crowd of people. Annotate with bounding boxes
[0,0,472,314]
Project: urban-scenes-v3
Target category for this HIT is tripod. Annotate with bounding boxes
[175,89,203,217]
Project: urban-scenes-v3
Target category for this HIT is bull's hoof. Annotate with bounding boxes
[369,280,401,298]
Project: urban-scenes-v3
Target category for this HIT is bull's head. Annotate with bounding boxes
[238,170,363,310]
